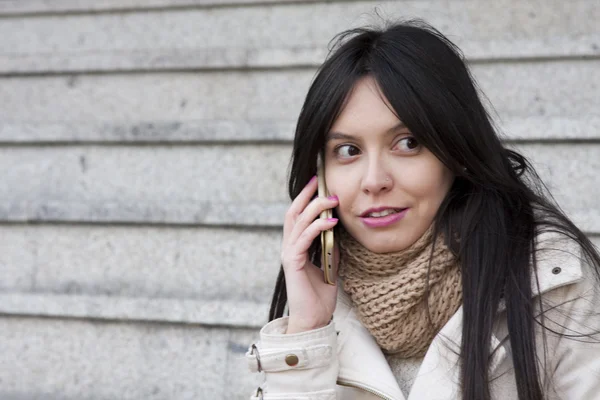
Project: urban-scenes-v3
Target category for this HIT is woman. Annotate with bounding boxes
[245,20,600,400]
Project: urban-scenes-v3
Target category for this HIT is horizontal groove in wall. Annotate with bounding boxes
[0,0,353,18]
[1,53,599,77]
[0,208,597,234]
[1,138,599,147]
[1,117,599,144]
[0,293,269,328]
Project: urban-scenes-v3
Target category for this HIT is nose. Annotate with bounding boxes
[361,156,393,195]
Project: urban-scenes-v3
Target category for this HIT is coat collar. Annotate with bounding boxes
[333,231,584,400]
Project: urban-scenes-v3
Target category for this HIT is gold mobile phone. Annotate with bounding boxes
[317,153,336,285]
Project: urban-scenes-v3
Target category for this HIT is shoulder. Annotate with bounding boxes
[533,230,600,346]
[533,233,600,396]
[532,230,595,302]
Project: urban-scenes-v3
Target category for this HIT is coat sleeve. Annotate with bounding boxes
[246,317,339,400]
[544,261,600,399]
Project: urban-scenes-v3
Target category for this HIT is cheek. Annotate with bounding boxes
[326,169,358,214]
[403,162,453,201]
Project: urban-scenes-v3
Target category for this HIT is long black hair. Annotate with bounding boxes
[268,19,600,400]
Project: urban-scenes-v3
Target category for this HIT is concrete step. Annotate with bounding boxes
[0,0,598,73]
[1,225,597,328]
[1,143,598,231]
[1,60,599,143]
[0,316,261,399]
[0,0,305,14]
[0,225,280,327]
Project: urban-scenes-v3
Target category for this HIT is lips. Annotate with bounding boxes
[360,207,407,218]
[360,208,409,228]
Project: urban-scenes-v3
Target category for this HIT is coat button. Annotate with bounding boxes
[552,267,562,275]
[285,354,299,366]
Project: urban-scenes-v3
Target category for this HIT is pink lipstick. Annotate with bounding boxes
[360,208,409,228]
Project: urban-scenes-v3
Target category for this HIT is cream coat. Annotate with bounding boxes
[246,233,600,399]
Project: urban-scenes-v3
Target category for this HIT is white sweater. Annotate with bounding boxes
[385,354,424,397]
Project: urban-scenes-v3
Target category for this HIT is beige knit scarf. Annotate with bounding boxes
[338,225,462,357]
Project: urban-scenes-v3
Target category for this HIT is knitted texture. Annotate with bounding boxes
[338,225,462,357]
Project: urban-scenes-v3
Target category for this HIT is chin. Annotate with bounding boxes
[358,237,406,254]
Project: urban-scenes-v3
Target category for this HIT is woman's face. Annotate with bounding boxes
[325,76,455,253]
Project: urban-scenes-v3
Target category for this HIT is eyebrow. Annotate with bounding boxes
[326,122,407,142]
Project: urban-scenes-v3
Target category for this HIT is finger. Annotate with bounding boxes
[305,259,338,296]
[285,217,339,272]
[289,195,338,245]
[283,176,318,243]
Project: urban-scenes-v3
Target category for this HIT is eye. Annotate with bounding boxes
[335,144,361,158]
[394,136,420,152]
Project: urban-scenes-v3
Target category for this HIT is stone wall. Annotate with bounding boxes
[0,1,598,398]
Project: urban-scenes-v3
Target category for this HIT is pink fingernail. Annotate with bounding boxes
[309,175,317,184]
[328,195,338,201]
[327,218,338,222]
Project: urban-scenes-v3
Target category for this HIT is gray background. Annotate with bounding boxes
[0,0,599,399]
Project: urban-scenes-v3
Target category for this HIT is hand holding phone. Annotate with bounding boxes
[279,157,339,334]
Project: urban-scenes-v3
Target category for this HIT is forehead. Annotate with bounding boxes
[328,77,405,139]
[331,76,402,134]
